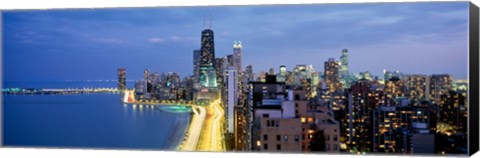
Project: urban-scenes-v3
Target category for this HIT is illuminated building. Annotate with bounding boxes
[277,65,287,82]
[370,106,397,153]
[193,49,201,83]
[324,58,343,93]
[384,77,407,102]
[233,41,243,73]
[199,28,218,88]
[311,72,320,98]
[289,90,340,152]
[280,65,287,76]
[439,90,467,132]
[384,70,404,83]
[255,71,267,82]
[339,49,350,88]
[134,80,146,100]
[143,69,154,95]
[406,74,427,102]
[117,68,126,90]
[429,74,453,104]
[292,64,307,87]
[358,71,373,81]
[245,65,254,81]
[215,57,225,86]
[182,77,194,100]
[248,75,287,150]
[343,80,386,153]
[234,105,248,150]
[384,70,393,83]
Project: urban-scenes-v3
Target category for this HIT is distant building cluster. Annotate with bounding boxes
[116,25,468,155]
[132,70,194,101]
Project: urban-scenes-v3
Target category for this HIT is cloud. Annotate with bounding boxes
[147,37,166,43]
[362,16,405,25]
[90,38,125,44]
[169,36,197,42]
[147,36,197,44]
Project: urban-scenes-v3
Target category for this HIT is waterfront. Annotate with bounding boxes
[3,93,191,150]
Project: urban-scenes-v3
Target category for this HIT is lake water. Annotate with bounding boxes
[2,91,191,150]
[3,81,135,89]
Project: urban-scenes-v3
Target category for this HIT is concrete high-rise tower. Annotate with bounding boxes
[233,41,242,73]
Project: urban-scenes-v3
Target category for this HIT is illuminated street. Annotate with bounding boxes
[179,105,206,151]
[197,98,225,151]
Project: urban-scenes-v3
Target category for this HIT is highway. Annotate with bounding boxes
[179,105,206,151]
[197,98,225,151]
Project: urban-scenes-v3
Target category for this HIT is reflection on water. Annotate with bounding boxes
[3,94,191,150]
[122,104,192,114]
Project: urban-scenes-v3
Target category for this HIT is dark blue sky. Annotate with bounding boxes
[2,2,469,81]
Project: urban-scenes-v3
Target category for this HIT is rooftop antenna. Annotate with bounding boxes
[209,14,212,29]
[203,16,206,29]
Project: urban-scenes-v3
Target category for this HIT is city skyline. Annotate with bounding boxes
[3,2,469,82]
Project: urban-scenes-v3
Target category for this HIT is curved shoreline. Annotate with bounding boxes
[122,90,204,151]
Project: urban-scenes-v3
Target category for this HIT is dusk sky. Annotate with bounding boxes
[2,2,469,82]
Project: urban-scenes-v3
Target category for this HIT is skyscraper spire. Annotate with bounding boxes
[203,16,206,29]
[209,14,212,29]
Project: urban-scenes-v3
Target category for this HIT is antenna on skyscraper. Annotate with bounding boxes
[209,14,212,29]
[203,16,206,29]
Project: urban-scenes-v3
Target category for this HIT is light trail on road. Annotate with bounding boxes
[179,105,206,151]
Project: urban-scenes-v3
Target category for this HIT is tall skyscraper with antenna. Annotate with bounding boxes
[198,16,218,88]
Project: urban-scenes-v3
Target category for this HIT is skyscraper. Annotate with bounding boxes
[429,74,453,104]
[117,68,126,90]
[233,41,243,73]
[339,49,350,88]
[324,58,342,93]
[193,49,201,83]
[245,65,254,81]
[226,66,237,134]
[277,65,287,82]
[199,28,218,88]
[406,74,427,102]
[200,29,215,67]
[339,49,348,78]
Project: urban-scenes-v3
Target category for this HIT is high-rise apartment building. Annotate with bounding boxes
[118,68,126,90]
[406,75,427,102]
[324,58,342,93]
[429,74,453,104]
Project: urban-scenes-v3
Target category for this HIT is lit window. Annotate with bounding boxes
[307,117,313,123]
